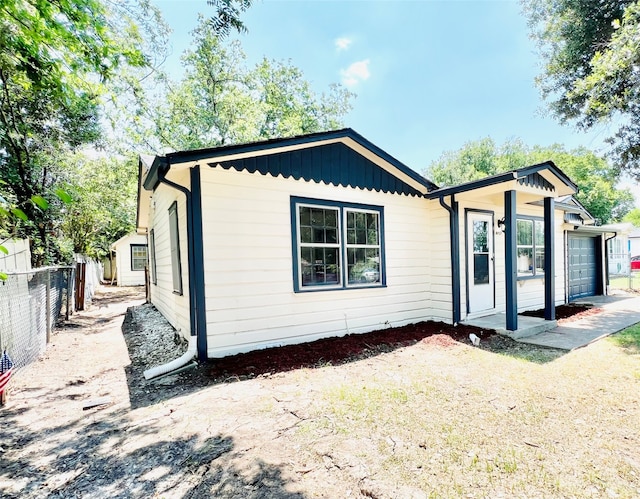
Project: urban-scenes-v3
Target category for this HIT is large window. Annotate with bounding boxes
[130,244,148,271]
[516,217,544,277]
[292,197,384,291]
[168,201,183,294]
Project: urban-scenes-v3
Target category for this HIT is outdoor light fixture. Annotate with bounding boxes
[497,217,506,234]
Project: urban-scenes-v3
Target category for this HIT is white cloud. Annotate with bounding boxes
[335,37,352,52]
[340,59,371,87]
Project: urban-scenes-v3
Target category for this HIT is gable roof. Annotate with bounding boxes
[425,161,578,199]
[142,128,437,195]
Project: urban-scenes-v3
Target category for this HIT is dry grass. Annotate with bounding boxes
[3,290,639,498]
[292,333,640,498]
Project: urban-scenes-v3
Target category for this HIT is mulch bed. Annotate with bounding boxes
[206,322,489,381]
[206,304,599,381]
[521,303,602,321]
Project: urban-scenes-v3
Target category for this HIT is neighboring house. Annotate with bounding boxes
[598,223,634,275]
[136,128,613,361]
[111,233,148,286]
[628,227,640,259]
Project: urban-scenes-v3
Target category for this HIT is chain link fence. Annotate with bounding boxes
[0,267,74,374]
[608,252,640,291]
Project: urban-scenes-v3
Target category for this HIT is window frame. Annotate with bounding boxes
[291,196,386,292]
[149,229,157,285]
[130,244,148,272]
[516,215,545,279]
[168,201,183,295]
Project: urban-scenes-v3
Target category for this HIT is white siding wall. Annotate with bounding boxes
[425,200,453,323]
[514,204,566,312]
[453,199,568,320]
[146,172,191,339]
[114,234,147,286]
[200,167,433,358]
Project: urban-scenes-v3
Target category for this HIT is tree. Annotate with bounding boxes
[425,138,634,224]
[0,0,148,266]
[207,0,253,38]
[153,15,354,152]
[60,154,138,260]
[523,0,640,177]
[622,208,640,226]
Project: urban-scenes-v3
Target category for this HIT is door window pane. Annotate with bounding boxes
[474,254,489,284]
[473,221,488,253]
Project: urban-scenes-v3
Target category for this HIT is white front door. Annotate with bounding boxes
[467,212,495,314]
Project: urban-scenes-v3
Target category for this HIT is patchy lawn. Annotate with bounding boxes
[1,286,639,498]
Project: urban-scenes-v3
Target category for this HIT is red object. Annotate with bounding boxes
[0,368,12,404]
[631,260,640,271]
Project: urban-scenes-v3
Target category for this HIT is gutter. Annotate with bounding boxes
[439,194,461,325]
[604,231,617,292]
[142,161,208,379]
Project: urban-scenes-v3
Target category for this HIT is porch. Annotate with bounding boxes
[461,313,557,339]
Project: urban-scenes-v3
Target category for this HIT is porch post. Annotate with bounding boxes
[505,190,518,331]
[544,197,555,320]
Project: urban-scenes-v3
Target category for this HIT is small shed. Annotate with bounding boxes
[111,233,148,286]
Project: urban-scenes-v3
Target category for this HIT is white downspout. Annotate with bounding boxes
[143,336,197,380]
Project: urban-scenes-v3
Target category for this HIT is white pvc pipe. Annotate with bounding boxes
[143,336,197,380]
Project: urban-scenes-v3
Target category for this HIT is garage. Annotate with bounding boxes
[567,234,602,301]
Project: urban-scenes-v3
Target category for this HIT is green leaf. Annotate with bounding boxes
[11,208,28,221]
[0,245,8,255]
[55,188,73,204]
[31,195,49,210]
[0,272,7,281]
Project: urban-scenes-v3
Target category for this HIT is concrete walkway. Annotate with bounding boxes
[518,293,640,350]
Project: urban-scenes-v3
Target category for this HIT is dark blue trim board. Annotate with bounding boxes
[212,142,424,197]
[439,195,461,325]
[504,190,518,331]
[544,197,555,321]
[426,161,577,200]
[146,128,437,194]
[190,166,208,361]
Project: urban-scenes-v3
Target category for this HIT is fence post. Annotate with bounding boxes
[65,267,70,320]
[45,269,52,343]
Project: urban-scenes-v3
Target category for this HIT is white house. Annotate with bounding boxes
[628,227,640,259]
[597,223,634,275]
[136,129,611,362]
[111,233,148,286]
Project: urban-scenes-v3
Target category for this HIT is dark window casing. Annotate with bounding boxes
[291,196,386,292]
[169,201,183,295]
[149,229,157,285]
[130,244,148,271]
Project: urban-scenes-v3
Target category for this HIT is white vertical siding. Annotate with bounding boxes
[200,167,434,358]
[145,171,192,339]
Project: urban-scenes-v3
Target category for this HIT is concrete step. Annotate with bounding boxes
[462,313,557,339]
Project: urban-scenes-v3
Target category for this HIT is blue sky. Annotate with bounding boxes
[153,0,613,176]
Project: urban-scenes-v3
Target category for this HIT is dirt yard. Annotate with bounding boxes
[1,286,639,498]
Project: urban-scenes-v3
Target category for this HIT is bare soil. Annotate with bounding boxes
[1,286,639,498]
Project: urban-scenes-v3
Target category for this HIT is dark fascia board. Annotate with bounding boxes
[425,161,578,199]
[143,156,169,191]
[528,196,595,220]
[144,128,438,193]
